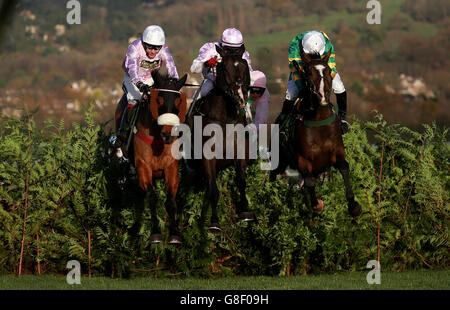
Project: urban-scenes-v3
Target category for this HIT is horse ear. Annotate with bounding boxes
[323,49,332,63]
[215,44,224,57]
[176,92,187,123]
[300,49,311,64]
[176,74,188,90]
[236,44,245,58]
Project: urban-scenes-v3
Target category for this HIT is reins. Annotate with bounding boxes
[292,60,338,128]
[134,87,182,145]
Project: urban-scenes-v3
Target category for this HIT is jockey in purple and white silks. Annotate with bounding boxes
[190,28,253,98]
[122,25,178,105]
[113,25,179,149]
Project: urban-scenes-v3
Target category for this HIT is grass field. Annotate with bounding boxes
[0,270,448,290]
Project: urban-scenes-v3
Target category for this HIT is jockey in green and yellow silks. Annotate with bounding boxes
[277,30,350,133]
[288,31,338,90]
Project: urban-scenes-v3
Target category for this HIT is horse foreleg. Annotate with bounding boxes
[207,179,220,232]
[165,161,181,244]
[235,161,254,222]
[203,160,220,232]
[269,154,288,182]
[146,187,163,243]
[334,159,362,218]
[137,161,162,243]
[304,174,324,212]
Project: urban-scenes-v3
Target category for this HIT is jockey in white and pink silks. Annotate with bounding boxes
[113,25,179,154]
[190,28,253,98]
[248,70,270,131]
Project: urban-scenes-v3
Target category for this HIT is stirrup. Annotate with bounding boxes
[293,173,304,189]
[340,120,350,134]
[109,135,124,158]
[115,147,124,159]
[109,135,118,146]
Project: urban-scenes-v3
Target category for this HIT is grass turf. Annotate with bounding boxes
[0,270,448,290]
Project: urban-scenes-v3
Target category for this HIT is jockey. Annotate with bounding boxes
[114,25,179,144]
[248,70,269,131]
[277,30,350,133]
[190,28,253,99]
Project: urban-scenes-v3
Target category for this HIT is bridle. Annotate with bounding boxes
[155,88,180,94]
[141,87,181,103]
[301,63,332,109]
[299,64,338,127]
[216,60,248,109]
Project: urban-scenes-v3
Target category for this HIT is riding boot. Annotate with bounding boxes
[274,98,297,167]
[275,98,294,150]
[336,91,350,134]
[275,98,296,127]
[113,103,136,159]
[111,107,128,159]
[118,103,138,139]
[117,107,130,141]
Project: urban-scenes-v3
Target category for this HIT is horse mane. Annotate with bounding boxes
[309,53,322,60]
[155,72,171,81]
[152,72,178,88]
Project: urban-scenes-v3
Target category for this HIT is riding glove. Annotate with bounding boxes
[205,57,219,68]
[135,81,151,94]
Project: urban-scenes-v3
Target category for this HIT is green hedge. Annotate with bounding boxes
[0,106,448,277]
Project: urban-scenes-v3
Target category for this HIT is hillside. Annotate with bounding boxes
[0,0,448,129]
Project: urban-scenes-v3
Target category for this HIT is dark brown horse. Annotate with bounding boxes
[186,44,255,232]
[270,50,362,218]
[133,71,187,244]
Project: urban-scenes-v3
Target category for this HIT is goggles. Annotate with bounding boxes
[143,43,162,51]
[249,87,265,95]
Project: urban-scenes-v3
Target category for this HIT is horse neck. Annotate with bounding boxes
[314,104,333,120]
[139,100,160,135]
[204,88,238,121]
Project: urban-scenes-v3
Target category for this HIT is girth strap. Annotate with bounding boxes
[303,104,339,127]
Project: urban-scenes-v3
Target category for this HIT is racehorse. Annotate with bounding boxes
[132,70,188,243]
[186,44,255,232]
[270,49,362,218]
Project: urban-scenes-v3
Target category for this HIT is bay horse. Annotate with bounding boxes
[270,50,362,218]
[133,70,188,244]
[186,44,255,232]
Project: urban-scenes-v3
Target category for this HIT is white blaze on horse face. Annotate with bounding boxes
[315,64,327,106]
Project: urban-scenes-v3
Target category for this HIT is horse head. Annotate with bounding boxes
[300,49,333,107]
[149,70,188,144]
[215,44,250,113]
